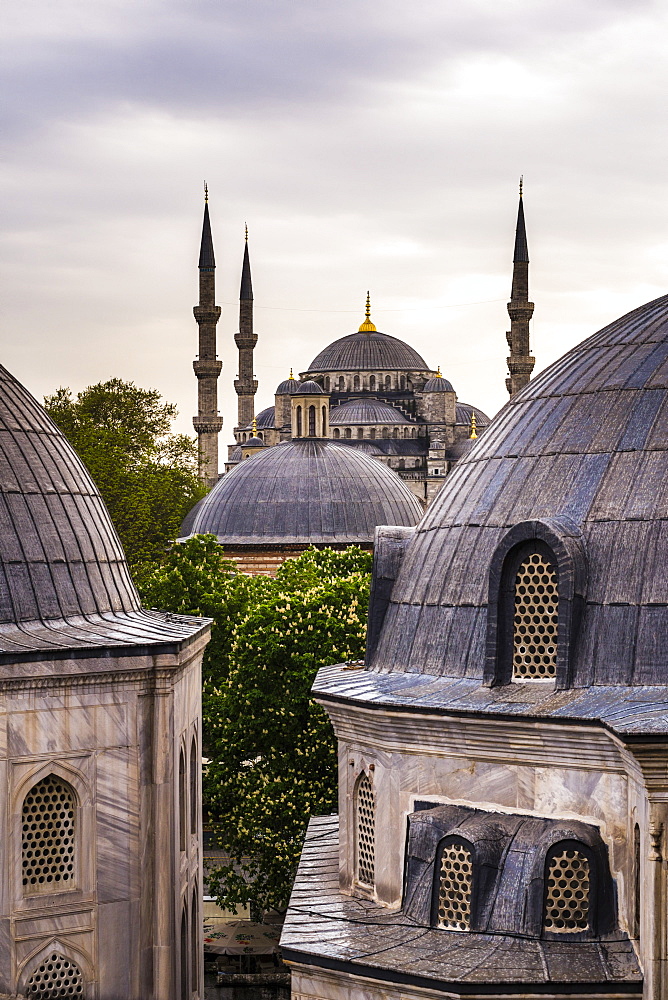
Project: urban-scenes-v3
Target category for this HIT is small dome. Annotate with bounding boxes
[329,399,410,425]
[296,380,324,394]
[455,402,491,427]
[179,439,423,545]
[307,331,429,373]
[255,406,275,428]
[244,436,266,448]
[423,375,454,393]
[276,377,300,395]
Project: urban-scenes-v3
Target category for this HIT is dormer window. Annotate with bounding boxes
[436,839,473,931]
[513,550,558,680]
[355,772,375,888]
[544,845,591,933]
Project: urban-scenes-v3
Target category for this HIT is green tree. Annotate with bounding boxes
[44,379,207,574]
[139,540,372,913]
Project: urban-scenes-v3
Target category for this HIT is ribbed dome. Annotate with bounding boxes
[329,399,410,425]
[372,293,668,687]
[245,436,266,447]
[179,439,423,545]
[455,402,491,427]
[255,406,276,428]
[423,376,454,392]
[307,331,429,373]
[297,380,324,394]
[0,364,205,655]
[276,378,300,395]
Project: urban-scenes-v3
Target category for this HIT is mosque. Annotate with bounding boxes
[182,191,535,571]
[280,290,668,998]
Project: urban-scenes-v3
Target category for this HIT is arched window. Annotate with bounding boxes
[308,405,316,436]
[436,839,473,931]
[354,375,360,391]
[258,432,263,440]
[370,428,376,439]
[338,376,345,391]
[385,375,392,389]
[633,824,641,939]
[179,749,186,852]
[400,374,406,390]
[544,844,591,934]
[296,405,302,437]
[392,427,398,438]
[357,427,364,439]
[355,773,375,888]
[411,427,417,438]
[242,433,247,442]
[22,775,76,894]
[398,459,405,470]
[322,406,327,435]
[190,735,198,838]
[344,427,352,439]
[512,550,558,680]
[191,885,199,994]
[333,428,340,439]
[403,427,409,438]
[27,952,84,997]
[382,427,389,439]
[369,375,376,391]
[324,376,330,391]
[180,906,188,1000]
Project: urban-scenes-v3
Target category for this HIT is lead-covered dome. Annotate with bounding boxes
[0,364,205,654]
[179,439,423,545]
[329,399,410,425]
[372,293,668,687]
[307,331,429,373]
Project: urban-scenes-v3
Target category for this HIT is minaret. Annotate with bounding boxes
[192,185,223,488]
[505,178,535,397]
[234,226,258,430]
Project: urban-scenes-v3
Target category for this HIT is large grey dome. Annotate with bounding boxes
[307,331,429,373]
[372,293,668,687]
[179,439,423,545]
[329,399,410,425]
[0,364,205,655]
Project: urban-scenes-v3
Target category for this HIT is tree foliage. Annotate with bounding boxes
[44,379,206,573]
[138,539,373,914]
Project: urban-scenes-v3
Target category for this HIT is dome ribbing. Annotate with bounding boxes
[307,332,429,373]
[329,400,410,425]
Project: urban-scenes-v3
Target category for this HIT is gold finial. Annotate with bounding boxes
[204,181,208,204]
[358,291,377,333]
[252,416,258,436]
[519,175,523,199]
[245,222,248,242]
[289,368,295,380]
[470,411,478,440]
[436,365,442,377]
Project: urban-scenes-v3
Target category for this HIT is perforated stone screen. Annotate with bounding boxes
[27,952,84,998]
[437,842,472,931]
[356,773,375,887]
[544,848,590,932]
[22,776,76,892]
[513,551,558,679]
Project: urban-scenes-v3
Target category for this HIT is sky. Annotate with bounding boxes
[3,0,668,466]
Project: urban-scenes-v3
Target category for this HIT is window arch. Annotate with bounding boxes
[411,427,417,438]
[382,427,389,439]
[403,427,409,438]
[435,838,473,931]
[369,428,376,439]
[357,427,364,439]
[190,735,198,838]
[400,374,406,390]
[179,749,186,852]
[333,428,340,439]
[296,405,302,437]
[512,551,558,680]
[308,405,316,436]
[353,375,360,391]
[338,376,345,391]
[355,772,375,888]
[543,842,592,934]
[392,427,398,438]
[369,375,376,390]
[27,952,84,998]
[324,376,330,391]
[385,375,392,389]
[344,427,352,439]
[22,775,76,894]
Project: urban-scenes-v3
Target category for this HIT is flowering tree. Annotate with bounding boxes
[139,539,372,914]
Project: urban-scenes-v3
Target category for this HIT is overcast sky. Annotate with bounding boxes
[3,0,668,463]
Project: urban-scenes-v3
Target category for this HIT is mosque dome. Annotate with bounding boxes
[329,399,410,425]
[276,376,300,395]
[0,364,203,653]
[244,435,266,448]
[254,406,276,428]
[455,402,491,427]
[296,380,324,394]
[179,439,423,545]
[423,375,454,392]
[372,293,668,687]
[307,332,429,373]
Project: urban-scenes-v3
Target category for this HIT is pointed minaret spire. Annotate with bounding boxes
[505,178,535,397]
[192,188,223,487]
[234,226,258,430]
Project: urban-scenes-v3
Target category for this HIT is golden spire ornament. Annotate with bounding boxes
[289,368,295,380]
[358,291,377,333]
[252,416,258,436]
[470,411,478,440]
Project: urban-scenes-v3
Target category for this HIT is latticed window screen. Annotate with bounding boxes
[513,551,558,679]
[356,773,375,887]
[544,848,590,932]
[437,842,473,931]
[22,777,76,893]
[27,952,84,998]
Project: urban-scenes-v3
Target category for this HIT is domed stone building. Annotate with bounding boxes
[0,364,208,997]
[180,382,423,575]
[280,293,668,998]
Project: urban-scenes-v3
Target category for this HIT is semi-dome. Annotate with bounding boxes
[179,439,423,545]
[371,293,668,690]
[329,399,410,425]
[307,331,429,373]
[0,364,204,654]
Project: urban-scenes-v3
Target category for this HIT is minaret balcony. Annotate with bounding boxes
[234,379,258,394]
[193,416,223,433]
[193,359,223,378]
[234,333,258,350]
[193,306,222,323]
[507,300,535,321]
